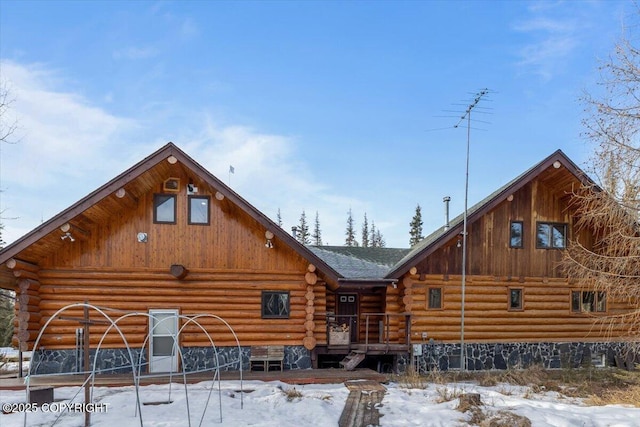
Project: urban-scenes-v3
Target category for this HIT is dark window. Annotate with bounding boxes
[262,291,290,318]
[510,221,524,248]
[571,291,606,313]
[536,222,567,249]
[154,194,176,224]
[188,196,210,225]
[428,288,442,309]
[509,288,523,310]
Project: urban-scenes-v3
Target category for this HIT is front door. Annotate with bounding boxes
[149,310,179,373]
[337,293,358,343]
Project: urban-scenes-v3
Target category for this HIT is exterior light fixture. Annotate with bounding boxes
[265,230,274,248]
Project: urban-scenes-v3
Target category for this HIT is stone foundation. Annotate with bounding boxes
[31,345,311,375]
[408,341,635,372]
[31,341,628,374]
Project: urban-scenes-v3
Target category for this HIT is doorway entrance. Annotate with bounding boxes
[337,293,358,343]
[149,309,179,373]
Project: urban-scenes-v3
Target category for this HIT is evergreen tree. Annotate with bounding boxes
[297,210,310,244]
[345,208,358,246]
[361,213,369,247]
[369,221,377,247]
[312,211,323,246]
[370,221,386,248]
[409,204,424,246]
[276,208,282,227]
[0,289,14,346]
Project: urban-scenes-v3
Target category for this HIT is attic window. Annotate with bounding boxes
[163,177,180,192]
[154,194,177,224]
[536,222,567,249]
[510,221,523,248]
[188,196,210,225]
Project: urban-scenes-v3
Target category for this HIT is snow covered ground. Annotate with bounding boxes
[1,378,640,427]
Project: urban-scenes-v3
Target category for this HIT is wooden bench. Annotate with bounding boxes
[250,345,284,371]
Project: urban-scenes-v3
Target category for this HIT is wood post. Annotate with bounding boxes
[6,258,39,273]
[114,188,138,209]
[170,264,189,280]
[303,268,318,350]
[6,261,41,352]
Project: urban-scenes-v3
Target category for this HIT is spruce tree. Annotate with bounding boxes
[370,221,377,247]
[361,213,369,247]
[345,209,358,246]
[297,210,310,245]
[312,211,323,246]
[409,204,424,246]
[276,208,282,227]
[370,220,386,248]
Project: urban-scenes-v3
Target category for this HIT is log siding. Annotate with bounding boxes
[32,268,327,350]
[405,274,633,344]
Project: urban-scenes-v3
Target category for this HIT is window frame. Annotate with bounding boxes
[508,287,523,311]
[261,291,290,319]
[509,221,524,249]
[571,290,607,313]
[153,194,177,224]
[536,222,568,249]
[188,195,211,225]
[427,287,443,310]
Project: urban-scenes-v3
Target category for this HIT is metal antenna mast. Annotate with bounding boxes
[456,88,489,371]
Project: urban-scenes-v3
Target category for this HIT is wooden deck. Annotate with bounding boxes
[0,368,387,391]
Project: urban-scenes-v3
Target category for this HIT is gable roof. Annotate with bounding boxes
[0,143,342,287]
[385,149,594,279]
[308,246,410,280]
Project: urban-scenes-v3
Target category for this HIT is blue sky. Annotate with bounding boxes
[0,0,632,248]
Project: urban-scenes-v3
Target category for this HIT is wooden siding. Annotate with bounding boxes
[417,179,592,278]
[41,172,299,271]
[405,274,634,343]
[11,165,331,350]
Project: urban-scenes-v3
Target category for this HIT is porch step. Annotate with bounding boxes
[340,351,366,371]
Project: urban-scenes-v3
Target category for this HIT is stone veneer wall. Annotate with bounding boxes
[400,341,636,373]
[30,346,311,375]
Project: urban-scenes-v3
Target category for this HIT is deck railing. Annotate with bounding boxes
[325,312,411,351]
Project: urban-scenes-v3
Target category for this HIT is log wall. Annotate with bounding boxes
[406,274,634,343]
[9,168,331,351]
[34,268,327,349]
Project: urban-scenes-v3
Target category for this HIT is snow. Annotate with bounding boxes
[2,379,640,427]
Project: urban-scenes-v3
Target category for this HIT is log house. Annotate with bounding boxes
[0,145,635,373]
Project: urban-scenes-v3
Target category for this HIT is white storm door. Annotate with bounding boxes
[149,310,179,373]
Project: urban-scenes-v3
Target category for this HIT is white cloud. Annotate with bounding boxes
[511,5,585,81]
[181,117,368,246]
[0,61,141,243]
[1,61,138,184]
[0,61,369,247]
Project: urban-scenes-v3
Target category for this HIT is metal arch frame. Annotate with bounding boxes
[24,303,243,427]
